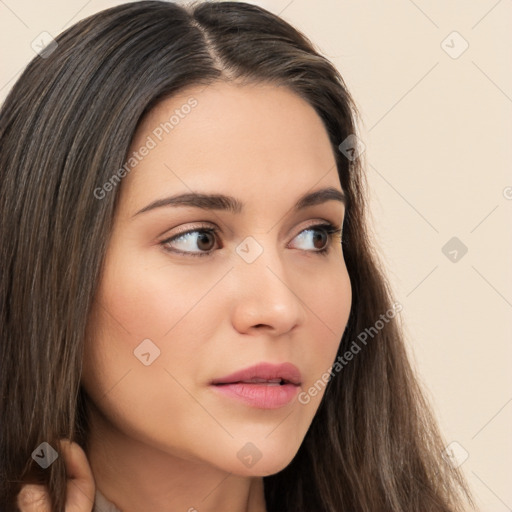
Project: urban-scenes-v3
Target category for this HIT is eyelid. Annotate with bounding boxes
[159,222,219,240]
[288,219,342,242]
[159,218,342,240]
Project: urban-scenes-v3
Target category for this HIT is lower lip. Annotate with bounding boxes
[210,382,300,409]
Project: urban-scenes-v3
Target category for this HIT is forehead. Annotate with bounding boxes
[119,81,341,214]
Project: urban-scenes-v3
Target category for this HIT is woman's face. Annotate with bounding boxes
[82,81,352,477]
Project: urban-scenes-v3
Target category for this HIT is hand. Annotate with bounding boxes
[17,439,96,512]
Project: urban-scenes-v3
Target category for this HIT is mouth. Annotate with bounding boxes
[209,362,302,409]
[214,378,293,386]
[210,362,302,386]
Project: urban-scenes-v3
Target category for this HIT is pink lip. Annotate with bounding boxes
[210,362,302,409]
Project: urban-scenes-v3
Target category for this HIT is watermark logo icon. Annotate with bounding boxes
[31,442,59,469]
[236,236,263,264]
[441,236,468,263]
[441,31,469,59]
[442,441,469,468]
[338,134,366,162]
[31,32,58,58]
[237,442,262,468]
[134,338,161,366]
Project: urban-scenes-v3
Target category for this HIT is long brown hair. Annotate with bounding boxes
[0,1,474,510]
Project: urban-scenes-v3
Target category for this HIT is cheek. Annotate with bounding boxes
[81,264,220,461]
[97,253,178,340]
[298,260,352,390]
[321,262,352,335]
[81,246,224,413]
[96,245,222,342]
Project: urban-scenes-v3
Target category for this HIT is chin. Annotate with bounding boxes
[224,447,300,478]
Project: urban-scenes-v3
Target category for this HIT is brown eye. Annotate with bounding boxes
[312,230,328,250]
[162,228,218,256]
[195,231,215,251]
[291,224,341,254]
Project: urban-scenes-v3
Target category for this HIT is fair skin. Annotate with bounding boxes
[19,81,351,512]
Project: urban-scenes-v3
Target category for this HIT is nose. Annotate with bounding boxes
[230,239,306,336]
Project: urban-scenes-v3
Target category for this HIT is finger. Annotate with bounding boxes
[17,483,51,512]
[58,439,96,512]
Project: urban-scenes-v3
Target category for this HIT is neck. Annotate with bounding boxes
[85,401,267,512]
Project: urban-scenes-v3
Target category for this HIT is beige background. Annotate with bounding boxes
[1,0,511,510]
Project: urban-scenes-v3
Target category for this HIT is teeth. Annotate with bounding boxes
[239,378,283,384]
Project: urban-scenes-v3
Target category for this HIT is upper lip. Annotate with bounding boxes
[210,362,302,386]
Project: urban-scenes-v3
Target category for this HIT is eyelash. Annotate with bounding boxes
[160,222,343,258]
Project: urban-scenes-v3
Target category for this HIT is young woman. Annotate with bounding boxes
[0,1,474,511]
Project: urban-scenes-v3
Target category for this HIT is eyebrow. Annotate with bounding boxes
[132,186,346,217]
